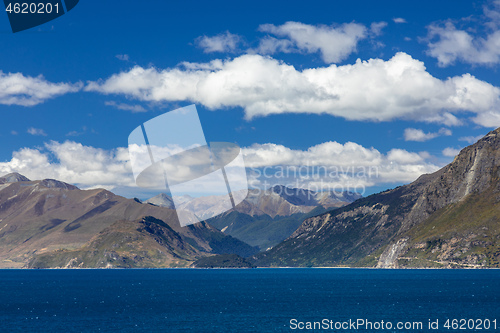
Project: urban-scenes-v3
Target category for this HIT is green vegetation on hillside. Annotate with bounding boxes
[192,254,256,268]
[400,187,500,268]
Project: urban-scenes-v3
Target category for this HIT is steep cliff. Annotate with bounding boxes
[254,128,500,268]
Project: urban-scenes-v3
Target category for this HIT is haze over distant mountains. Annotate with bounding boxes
[145,186,361,218]
[145,186,362,250]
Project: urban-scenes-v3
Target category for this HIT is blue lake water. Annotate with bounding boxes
[0,268,498,332]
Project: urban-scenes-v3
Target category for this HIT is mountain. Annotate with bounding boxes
[0,175,257,268]
[205,187,361,251]
[146,186,361,220]
[144,193,175,209]
[0,172,30,184]
[144,187,360,252]
[207,206,329,251]
[253,128,500,268]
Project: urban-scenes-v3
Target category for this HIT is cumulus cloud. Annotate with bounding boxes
[0,71,82,106]
[472,110,500,127]
[393,18,407,24]
[256,21,368,63]
[195,31,242,53]
[0,141,133,189]
[243,141,439,191]
[442,147,462,157]
[0,140,440,195]
[425,22,500,66]
[404,127,452,142]
[85,52,500,127]
[425,2,500,66]
[27,127,47,136]
[104,100,146,113]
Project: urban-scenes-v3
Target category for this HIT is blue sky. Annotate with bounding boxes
[1,0,499,198]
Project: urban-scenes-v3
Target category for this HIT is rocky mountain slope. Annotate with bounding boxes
[144,186,361,251]
[146,186,361,219]
[0,173,256,268]
[254,129,500,268]
[205,186,361,251]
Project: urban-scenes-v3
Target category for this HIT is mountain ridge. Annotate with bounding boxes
[0,175,256,268]
[253,128,500,268]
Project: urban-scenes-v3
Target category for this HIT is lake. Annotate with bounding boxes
[0,268,498,332]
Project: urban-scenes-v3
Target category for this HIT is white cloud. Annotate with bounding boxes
[472,110,500,127]
[0,141,133,188]
[254,36,293,55]
[393,18,407,24]
[104,100,146,113]
[404,127,452,142]
[423,112,463,127]
[195,31,242,53]
[0,140,440,195]
[27,127,47,136]
[425,22,500,66]
[459,135,484,144]
[386,149,424,164]
[243,141,382,168]
[10,130,18,135]
[0,71,82,106]
[442,147,462,157]
[370,22,388,36]
[257,21,368,63]
[425,2,500,66]
[85,52,500,127]
[244,142,439,194]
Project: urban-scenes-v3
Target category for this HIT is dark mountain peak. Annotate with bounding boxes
[0,172,30,184]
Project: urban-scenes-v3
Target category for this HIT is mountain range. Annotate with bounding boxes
[253,128,500,268]
[0,174,255,268]
[2,127,500,269]
[145,186,361,251]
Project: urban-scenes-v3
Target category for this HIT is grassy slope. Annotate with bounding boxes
[400,186,500,268]
[28,217,200,268]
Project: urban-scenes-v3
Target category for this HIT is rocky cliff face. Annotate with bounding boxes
[254,128,500,268]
